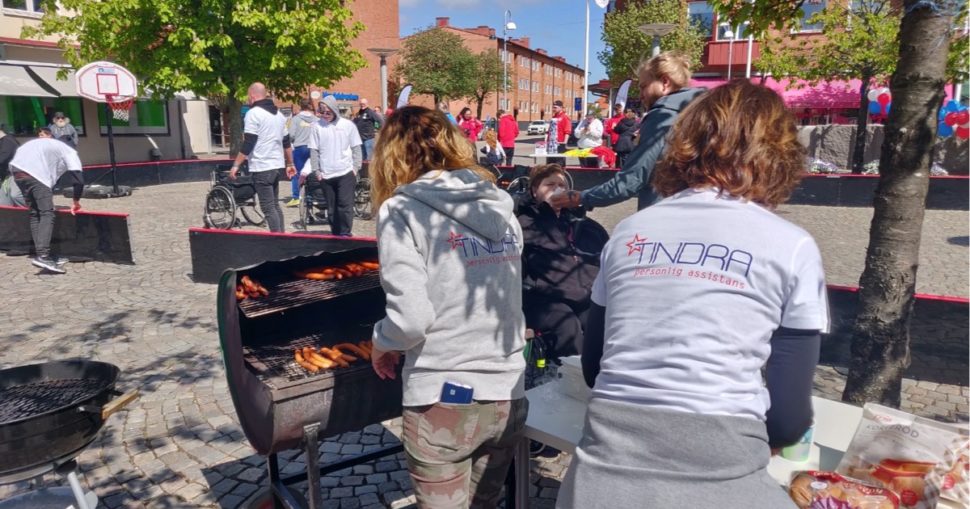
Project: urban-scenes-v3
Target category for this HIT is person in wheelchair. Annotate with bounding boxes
[516,164,608,361]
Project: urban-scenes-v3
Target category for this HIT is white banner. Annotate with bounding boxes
[615,79,632,109]
[396,84,413,109]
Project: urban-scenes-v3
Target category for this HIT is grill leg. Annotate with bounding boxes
[268,453,303,509]
[66,469,92,509]
[304,423,322,509]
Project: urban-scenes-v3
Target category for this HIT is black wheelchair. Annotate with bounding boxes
[203,169,266,229]
[295,171,373,230]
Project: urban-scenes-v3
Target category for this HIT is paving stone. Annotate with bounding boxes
[329,486,354,498]
[236,467,264,483]
[339,475,364,486]
[355,485,378,495]
[340,498,361,509]
[365,473,388,484]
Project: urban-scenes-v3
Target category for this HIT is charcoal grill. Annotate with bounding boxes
[0,360,138,509]
[218,245,404,509]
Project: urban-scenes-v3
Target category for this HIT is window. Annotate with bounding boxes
[545,84,552,94]
[2,0,43,13]
[520,57,529,68]
[531,102,537,113]
[532,81,539,92]
[716,21,748,40]
[98,99,168,135]
[554,87,560,95]
[688,2,714,37]
[796,0,826,32]
[0,96,84,136]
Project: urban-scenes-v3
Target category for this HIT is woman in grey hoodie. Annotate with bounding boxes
[369,106,528,508]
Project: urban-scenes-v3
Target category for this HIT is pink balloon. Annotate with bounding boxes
[944,112,959,126]
[877,93,891,106]
[957,126,970,139]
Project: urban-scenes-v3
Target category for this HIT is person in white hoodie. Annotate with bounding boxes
[308,95,362,236]
[369,106,528,508]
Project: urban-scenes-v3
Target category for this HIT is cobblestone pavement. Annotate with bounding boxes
[0,180,966,508]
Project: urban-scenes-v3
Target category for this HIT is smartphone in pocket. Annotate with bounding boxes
[440,382,474,405]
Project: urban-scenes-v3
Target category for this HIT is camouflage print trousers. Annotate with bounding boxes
[402,398,529,509]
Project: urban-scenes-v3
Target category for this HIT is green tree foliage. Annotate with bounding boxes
[397,28,476,104]
[466,50,506,120]
[25,0,365,155]
[758,0,900,173]
[599,0,706,82]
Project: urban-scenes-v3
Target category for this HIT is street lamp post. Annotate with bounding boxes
[503,10,516,115]
[638,23,677,58]
[720,23,737,80]
[367,48,399,113]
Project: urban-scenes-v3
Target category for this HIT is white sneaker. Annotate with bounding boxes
[31,256,66,274]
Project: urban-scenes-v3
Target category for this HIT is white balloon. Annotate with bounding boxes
[867,89,880,102]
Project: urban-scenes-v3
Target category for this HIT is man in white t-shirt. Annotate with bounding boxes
[229,82,296,233]
[10,128,84,274]
[307,95,362,236]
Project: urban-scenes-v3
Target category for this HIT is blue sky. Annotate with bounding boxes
[399,0,608,85]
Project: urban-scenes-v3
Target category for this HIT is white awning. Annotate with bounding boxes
[28,65,78,97]
[0,64,56,97]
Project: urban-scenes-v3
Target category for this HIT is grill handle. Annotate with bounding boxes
[77,389,139,420]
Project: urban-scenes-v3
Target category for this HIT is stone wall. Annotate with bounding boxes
[798,124,969,175]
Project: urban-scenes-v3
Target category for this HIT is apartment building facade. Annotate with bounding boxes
[407,17,586,124]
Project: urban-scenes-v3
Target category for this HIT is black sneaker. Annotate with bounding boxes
[31,256,66,274]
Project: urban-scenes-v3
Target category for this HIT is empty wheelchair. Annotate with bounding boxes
[297,172,331,230]
[203,170,266,229]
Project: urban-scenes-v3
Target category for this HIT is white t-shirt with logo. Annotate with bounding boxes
[590,188,829,422]
[244,106,287,172]
[308,117,362,179]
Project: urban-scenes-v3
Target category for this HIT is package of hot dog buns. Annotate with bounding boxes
[789,471,900,509]
[836,403,969,509]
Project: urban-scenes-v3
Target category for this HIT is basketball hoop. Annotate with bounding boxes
[106,95,135,122]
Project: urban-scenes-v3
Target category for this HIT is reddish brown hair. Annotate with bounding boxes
[653,80,805,207]
[529,164,567,195]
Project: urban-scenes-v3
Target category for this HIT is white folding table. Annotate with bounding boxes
[513,381,960,508]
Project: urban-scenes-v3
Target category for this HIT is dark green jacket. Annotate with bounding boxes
[581,87,706,211]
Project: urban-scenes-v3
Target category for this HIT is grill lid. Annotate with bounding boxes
[0,378,110,423]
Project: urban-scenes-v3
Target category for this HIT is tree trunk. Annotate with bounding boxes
[476,95,485,121]
[851,75,872,174]
[842,1,952,406]
[227,95,244,159]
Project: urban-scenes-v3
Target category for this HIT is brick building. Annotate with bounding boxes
[304,0,401,117]
[405,17,586,124]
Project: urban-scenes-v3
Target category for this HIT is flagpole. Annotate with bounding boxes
[583,0,590,118]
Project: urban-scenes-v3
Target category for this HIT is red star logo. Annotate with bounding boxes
[626,234,647,256]
[447,231,466,250]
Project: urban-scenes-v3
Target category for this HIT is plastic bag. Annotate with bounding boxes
[836,403,969,509]
[789,470,899,509]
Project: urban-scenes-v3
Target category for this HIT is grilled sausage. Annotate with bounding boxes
[235,286,247,301]
[294,349,319,372]
[333,343,370,361]
[304,348,335,369]
[319,348,351,368]
[359,261,380,270]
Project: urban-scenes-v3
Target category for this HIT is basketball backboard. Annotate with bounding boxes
[75,61,137,103]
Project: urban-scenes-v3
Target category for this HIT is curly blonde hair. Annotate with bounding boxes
[369,106,495,213]
[653,80,806,208]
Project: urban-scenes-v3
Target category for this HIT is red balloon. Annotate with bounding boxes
[944,111,959,126]
[957,126,970,139]
[954,110,970,125]
[877,93,891,106]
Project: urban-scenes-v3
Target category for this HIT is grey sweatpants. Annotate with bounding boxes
[556,397,796,509]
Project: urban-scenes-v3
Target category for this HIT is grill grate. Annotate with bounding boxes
[243,332,373,388]
[0,378,108,423]
[237,271,381,318]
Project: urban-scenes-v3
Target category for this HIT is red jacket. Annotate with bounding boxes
[552,111,572,144]
[459,117,483,143]
[604,114,623,146]
[498,114,519,148]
